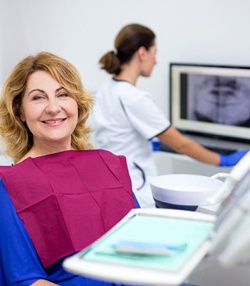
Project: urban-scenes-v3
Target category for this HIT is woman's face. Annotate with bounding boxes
[21,70,78,148]
[140,41,157,77]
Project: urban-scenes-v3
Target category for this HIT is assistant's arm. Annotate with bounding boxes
[157,126,248,166]
[157,125,220,165]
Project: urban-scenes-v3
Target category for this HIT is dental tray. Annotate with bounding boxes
[63,208,215,286]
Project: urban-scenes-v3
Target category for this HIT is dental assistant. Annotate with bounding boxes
[93,23,248,208]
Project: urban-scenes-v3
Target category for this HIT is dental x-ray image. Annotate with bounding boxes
[187,74,250,127]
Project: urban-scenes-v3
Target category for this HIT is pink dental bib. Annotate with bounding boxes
[0,150,136,268]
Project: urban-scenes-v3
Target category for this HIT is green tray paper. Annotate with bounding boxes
[81,214,214,272]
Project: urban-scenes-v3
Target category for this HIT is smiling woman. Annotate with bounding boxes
[0,52,138,286]
[0,52,93,163]
[19,70,79,161]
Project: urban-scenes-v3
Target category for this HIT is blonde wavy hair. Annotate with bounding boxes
[0,51,94,163]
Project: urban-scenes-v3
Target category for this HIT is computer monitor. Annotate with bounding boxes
[170,63,250,148]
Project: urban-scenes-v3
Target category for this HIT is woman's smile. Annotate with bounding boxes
[21,70,78,148]
[42,118,67,126]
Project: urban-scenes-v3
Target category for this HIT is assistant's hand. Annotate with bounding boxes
[219,150,249,167]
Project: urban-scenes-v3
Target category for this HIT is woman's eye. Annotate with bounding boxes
[58,93,69,98]
[32,94,45,101]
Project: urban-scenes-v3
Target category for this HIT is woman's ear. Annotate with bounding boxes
[137,46,147,62]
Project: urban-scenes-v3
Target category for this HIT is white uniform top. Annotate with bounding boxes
[93,78,171,208]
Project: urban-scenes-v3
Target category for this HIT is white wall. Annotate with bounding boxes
[1,1,250,284]
[1,0,250,118]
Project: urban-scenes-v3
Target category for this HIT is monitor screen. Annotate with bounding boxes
[170,63,250,143]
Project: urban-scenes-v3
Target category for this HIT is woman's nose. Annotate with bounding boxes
[45,99,61,114]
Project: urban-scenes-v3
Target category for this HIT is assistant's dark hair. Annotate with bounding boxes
[99,23,156,75]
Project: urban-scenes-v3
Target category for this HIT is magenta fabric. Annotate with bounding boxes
[0,150,136,268]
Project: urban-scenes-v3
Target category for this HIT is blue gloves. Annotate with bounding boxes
[219,150,249,167]
[151,139,161,151]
